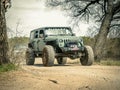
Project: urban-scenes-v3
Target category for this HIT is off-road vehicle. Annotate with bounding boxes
[26,27,94,66]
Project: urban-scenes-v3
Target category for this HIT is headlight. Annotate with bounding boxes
[58,39,64,47]
[59,39,63,43]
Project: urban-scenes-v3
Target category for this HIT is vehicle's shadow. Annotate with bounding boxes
[33,64,71,67]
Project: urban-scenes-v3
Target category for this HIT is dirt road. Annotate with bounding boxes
[0,58,120,90]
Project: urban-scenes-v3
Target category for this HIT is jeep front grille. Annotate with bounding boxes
[63,39,70,43]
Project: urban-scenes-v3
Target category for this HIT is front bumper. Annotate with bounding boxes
[60,46,84,52]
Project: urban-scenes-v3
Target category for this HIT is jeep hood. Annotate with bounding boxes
[45,36,82,42]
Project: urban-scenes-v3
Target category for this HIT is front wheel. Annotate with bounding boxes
[80,46,94,66]
[57,57,67,65]
[42,45,55,66]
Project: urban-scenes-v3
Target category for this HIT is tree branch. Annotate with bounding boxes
[113,1,120,14]
[110,24,120,28]
[74,0,100,17]
[113,16,120,20]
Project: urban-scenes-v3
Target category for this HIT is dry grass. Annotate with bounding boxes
[99,60,120,66]
[8,48,26,66]
[94,58,120,66]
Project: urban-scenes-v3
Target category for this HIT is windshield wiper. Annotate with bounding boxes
[58,34,66,36]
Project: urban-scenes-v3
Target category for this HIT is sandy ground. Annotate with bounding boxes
[0,58,120,90]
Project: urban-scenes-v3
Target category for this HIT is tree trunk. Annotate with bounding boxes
[0,0,9,65]
[94,1,114,62]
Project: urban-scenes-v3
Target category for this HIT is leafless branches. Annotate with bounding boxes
[47,0,120,37]
[2,0,11,12]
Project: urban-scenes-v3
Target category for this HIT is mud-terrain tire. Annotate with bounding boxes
[25,48,35,65]
[42,45,55,66]
[80,46,94,66]
[57,57,67,65]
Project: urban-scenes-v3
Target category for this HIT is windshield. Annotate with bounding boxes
[45,28,72,36]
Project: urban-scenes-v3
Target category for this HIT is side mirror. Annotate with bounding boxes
[72,33,75,36]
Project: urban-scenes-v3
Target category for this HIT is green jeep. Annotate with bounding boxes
[25,27,94,66]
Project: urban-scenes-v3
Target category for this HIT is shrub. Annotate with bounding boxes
[96,60,120,66]
[0,63,18,73]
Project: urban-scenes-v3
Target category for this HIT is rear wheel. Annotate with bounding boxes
[57,57,67,65]
[80,46,94,66]
[25,48,35,65]
[42,45,55,66]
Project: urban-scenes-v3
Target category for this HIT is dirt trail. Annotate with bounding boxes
[0,58,120,90]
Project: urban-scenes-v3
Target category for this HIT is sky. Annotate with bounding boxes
[6,0,90,37]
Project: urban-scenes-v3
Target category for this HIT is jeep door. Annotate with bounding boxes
[37,30,45,52]
[32,30,39,52]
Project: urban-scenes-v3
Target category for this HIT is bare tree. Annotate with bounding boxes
[0,0,11,65]
[46,0,120,61]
